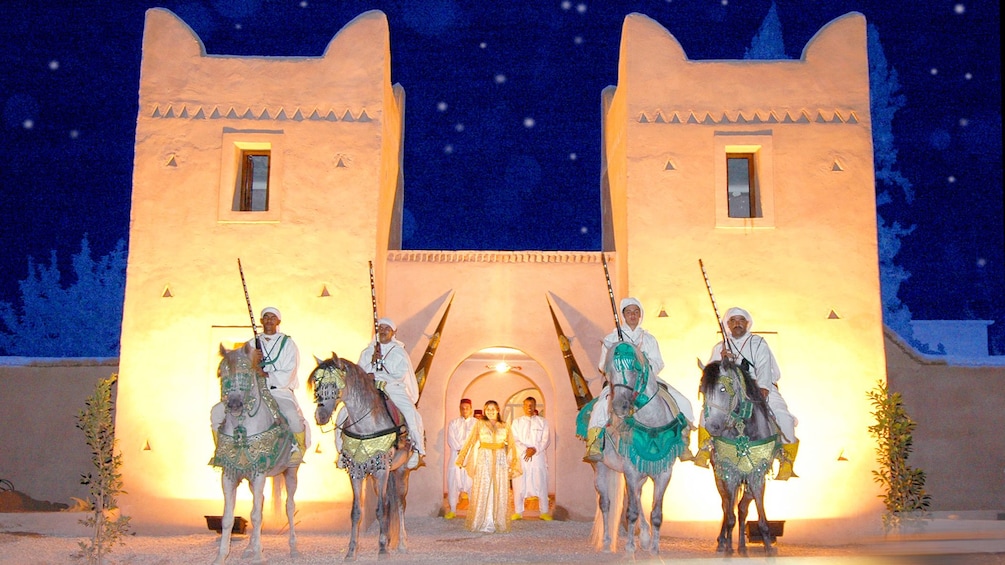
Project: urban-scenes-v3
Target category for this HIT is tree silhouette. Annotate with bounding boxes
[0,235,126,357]
[868,23,918,343]
[744,2,788,60]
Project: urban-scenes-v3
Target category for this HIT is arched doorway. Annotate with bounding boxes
[441,346,555,517]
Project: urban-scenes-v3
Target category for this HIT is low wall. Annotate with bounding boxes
[884,329,1005,511]
[0,358,118,506]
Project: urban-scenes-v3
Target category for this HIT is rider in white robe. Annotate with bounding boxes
[510,396,552,520]
[358,317,426,468]
[584,298,694,461]
[699,306,799,480]
[212,307,309,463]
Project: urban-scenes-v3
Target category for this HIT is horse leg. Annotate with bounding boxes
[749,476,775,556]
[737,483,751,557]
[648,471,672,555]
[593,463,613,553]
[213,475,237,565]
[622,467,644,555]
[243,474,267,564]
[285,465,300,558]
[393,468,410,554]
[373,469,391,557]
[346,477,363,561]
[715,476,735,555]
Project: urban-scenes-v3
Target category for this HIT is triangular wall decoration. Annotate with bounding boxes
[320,285,331,297]
[827,310,840,319]
[166,155,177,167]
[832,160,844,172]
[143,440,152,451]
[664,159,676,171]
[162,285,173,298]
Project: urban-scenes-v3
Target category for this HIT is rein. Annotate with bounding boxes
[313,360,400,442]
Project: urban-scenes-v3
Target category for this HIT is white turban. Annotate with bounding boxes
[260,307,281,321]
[377,317,397,331]
[620,297,644,320]
[722,307,752,332]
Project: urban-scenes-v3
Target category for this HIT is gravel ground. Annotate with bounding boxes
[2,514,1004,565]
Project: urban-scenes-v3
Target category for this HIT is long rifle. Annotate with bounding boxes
[369,261,384,371]
[237,258,261,352]
[601,252,623,341]
[698,259,732,355]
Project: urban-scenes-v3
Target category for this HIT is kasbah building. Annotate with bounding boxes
[114,7,886,542]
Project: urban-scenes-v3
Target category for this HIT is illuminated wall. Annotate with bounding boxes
[602,12,885,539]
[116,8,404,530]
[118,8,884,541]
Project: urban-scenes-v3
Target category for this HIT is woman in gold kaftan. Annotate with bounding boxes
[456,400,522,533]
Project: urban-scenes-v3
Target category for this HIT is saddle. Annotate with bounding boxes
[376,389,410,449]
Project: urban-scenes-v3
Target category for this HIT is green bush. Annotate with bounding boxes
[76,375,130,563]
[867,380,931,532]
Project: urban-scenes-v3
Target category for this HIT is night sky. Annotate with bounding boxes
[1,1,1001,343]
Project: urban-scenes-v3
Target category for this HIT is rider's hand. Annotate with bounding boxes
[524,447,537,461]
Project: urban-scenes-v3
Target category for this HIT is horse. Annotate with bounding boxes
[579,340,689,555]
[699,358,780,556]
[308,353,412,561]
[210,342,301,565]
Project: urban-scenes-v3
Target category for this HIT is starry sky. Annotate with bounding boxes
[1,1,1001,345]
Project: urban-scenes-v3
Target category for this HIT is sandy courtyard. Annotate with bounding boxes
[3,510,1004,565]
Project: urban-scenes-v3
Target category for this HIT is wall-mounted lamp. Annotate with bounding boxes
[488,362,521,374]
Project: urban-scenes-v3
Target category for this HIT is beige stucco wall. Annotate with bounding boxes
[0,360,118,506]
[885,330,1005,511]
[115,8,404,530]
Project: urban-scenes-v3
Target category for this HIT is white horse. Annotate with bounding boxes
[582,341,689,555]
[210,342,301,565]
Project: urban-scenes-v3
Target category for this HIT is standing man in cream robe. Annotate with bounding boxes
[445,398,476,519]
[511,396,552,520]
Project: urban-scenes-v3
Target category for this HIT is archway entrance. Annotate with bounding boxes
[441,346,555,519]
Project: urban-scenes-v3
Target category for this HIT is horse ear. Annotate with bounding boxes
[332,351,338,361]
[696,357,705,370]
[220,343,227,356]
[314,355,323,365]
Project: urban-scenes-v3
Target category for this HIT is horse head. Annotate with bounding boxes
[700,358,770,439]
[307,353,347,425]
[605,341,652,419]
[218,342,260,419]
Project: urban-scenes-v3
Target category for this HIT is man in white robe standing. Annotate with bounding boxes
[444,398,476,519]
[511,396,552,520]
[697,306,799,480]
[358,317,426,469]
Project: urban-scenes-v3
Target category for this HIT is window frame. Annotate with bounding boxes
[713,132,775,228]
[218,132,284,223]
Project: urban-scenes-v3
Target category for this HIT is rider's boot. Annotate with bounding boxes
[583,427,604,462]
[693,426,713,468]
[290,431,306,464]
[775,440,800,480]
